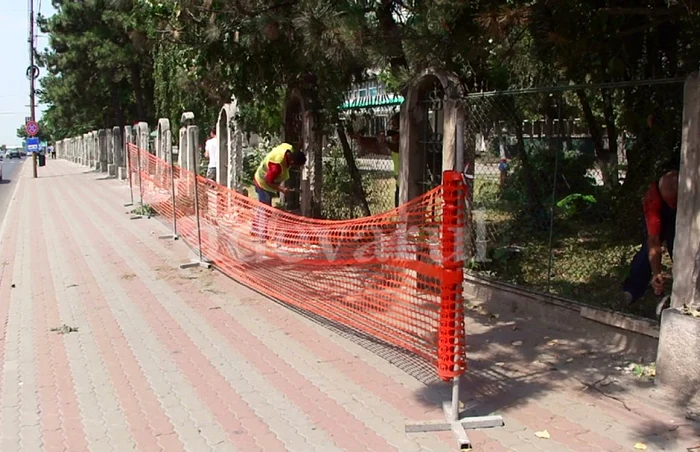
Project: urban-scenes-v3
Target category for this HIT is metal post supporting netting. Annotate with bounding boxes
[405,170,503,450]
[124,140,135,208]
[127,143,143,220]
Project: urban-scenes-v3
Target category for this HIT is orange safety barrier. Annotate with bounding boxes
[126,143,467,381]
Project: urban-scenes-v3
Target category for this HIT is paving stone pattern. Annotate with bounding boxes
[0,160,698,451]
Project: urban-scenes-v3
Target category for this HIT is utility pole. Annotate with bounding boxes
[28,0,37,178]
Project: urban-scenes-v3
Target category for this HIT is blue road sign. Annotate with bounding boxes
[27,137,40,153]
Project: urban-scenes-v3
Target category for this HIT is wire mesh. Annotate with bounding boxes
[463,81,685,317]
[329,108,401,219]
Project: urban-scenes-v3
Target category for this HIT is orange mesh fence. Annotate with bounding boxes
[126,143,467,380]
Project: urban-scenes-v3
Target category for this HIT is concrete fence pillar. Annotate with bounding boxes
[79,135,85,166]
[82,133,89,166]
[106,128,116,176]
[98,129,108,172]
[113,126,124,178]
[120,125,133,181]
[90,131,98,168]
[656,72,700,402]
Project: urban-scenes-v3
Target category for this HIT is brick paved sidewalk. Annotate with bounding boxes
[0,160,698,452]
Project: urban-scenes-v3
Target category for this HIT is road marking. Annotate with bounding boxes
[0,162,26,254]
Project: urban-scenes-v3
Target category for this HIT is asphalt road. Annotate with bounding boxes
[0,157,26,223]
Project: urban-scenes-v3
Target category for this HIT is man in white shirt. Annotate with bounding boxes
[204,127,218,182]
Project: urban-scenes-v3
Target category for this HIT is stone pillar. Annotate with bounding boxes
[76,136,81,165]
[85,133,91,167]
[135,122,149,176]
[137,122,149,154]
[656,72,700,399]
[106,128,115,176]
[93,131,99,168]
[231,107,244,191]
[113,126,124,179]
[157,118,171,163]
[86,131,91,166]
[186,125,200,173]
[81,135,87,165]
[180,113,197,173]
[179,127,187,169]
[84,133,90,166]
[216,105,231,187]
[398,69,464,205]
[97,129,108,172]
[121,125,133,181]
[107,128,114,161]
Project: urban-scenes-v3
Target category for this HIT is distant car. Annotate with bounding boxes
[0,157,3,181]
[7,149,21,159]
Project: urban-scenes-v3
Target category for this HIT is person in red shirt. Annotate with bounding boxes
[622,170,678,308]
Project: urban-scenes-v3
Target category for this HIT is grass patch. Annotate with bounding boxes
[468,177,671,319]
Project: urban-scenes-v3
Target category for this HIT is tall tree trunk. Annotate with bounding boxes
[376,0,408,95]
[111,84,124,130]
[601,88,619,186]
[336,123,371,217]
[514,117,543,216]
[130,64,146,121]
[576,89,614,187]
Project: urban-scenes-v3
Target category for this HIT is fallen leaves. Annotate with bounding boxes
[50,324,79,334]
[629,362,656,379]
[534,430,550,439]
[681,304,700,318]
[634,442,647,450]
[511,340,523,346]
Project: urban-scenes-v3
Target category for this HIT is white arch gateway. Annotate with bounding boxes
[216,99,244,190]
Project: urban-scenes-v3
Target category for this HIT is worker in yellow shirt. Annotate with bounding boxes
[251,143,307,240]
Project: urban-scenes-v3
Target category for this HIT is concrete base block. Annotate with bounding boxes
[108,164,117,177]
[656,308,700,402]
[99,162,108,172]
[117,167,127,180]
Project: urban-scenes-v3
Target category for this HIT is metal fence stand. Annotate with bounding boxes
[129,146,143,220]
[180,138,211,270]
[406,168,503,450]
[159,146,179,241]
[405,376,504,450]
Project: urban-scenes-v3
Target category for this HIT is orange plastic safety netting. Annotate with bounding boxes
[128,143,467,380]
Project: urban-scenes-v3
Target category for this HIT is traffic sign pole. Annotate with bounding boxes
[27,0,37,179]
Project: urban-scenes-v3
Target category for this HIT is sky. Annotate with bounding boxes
[0,0,56,147]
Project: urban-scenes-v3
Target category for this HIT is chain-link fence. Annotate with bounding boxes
[463,79,685,317]
[320,109,400,219]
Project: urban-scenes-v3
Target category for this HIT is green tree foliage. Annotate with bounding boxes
[39,0,699,170]
[37,0,161,140]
